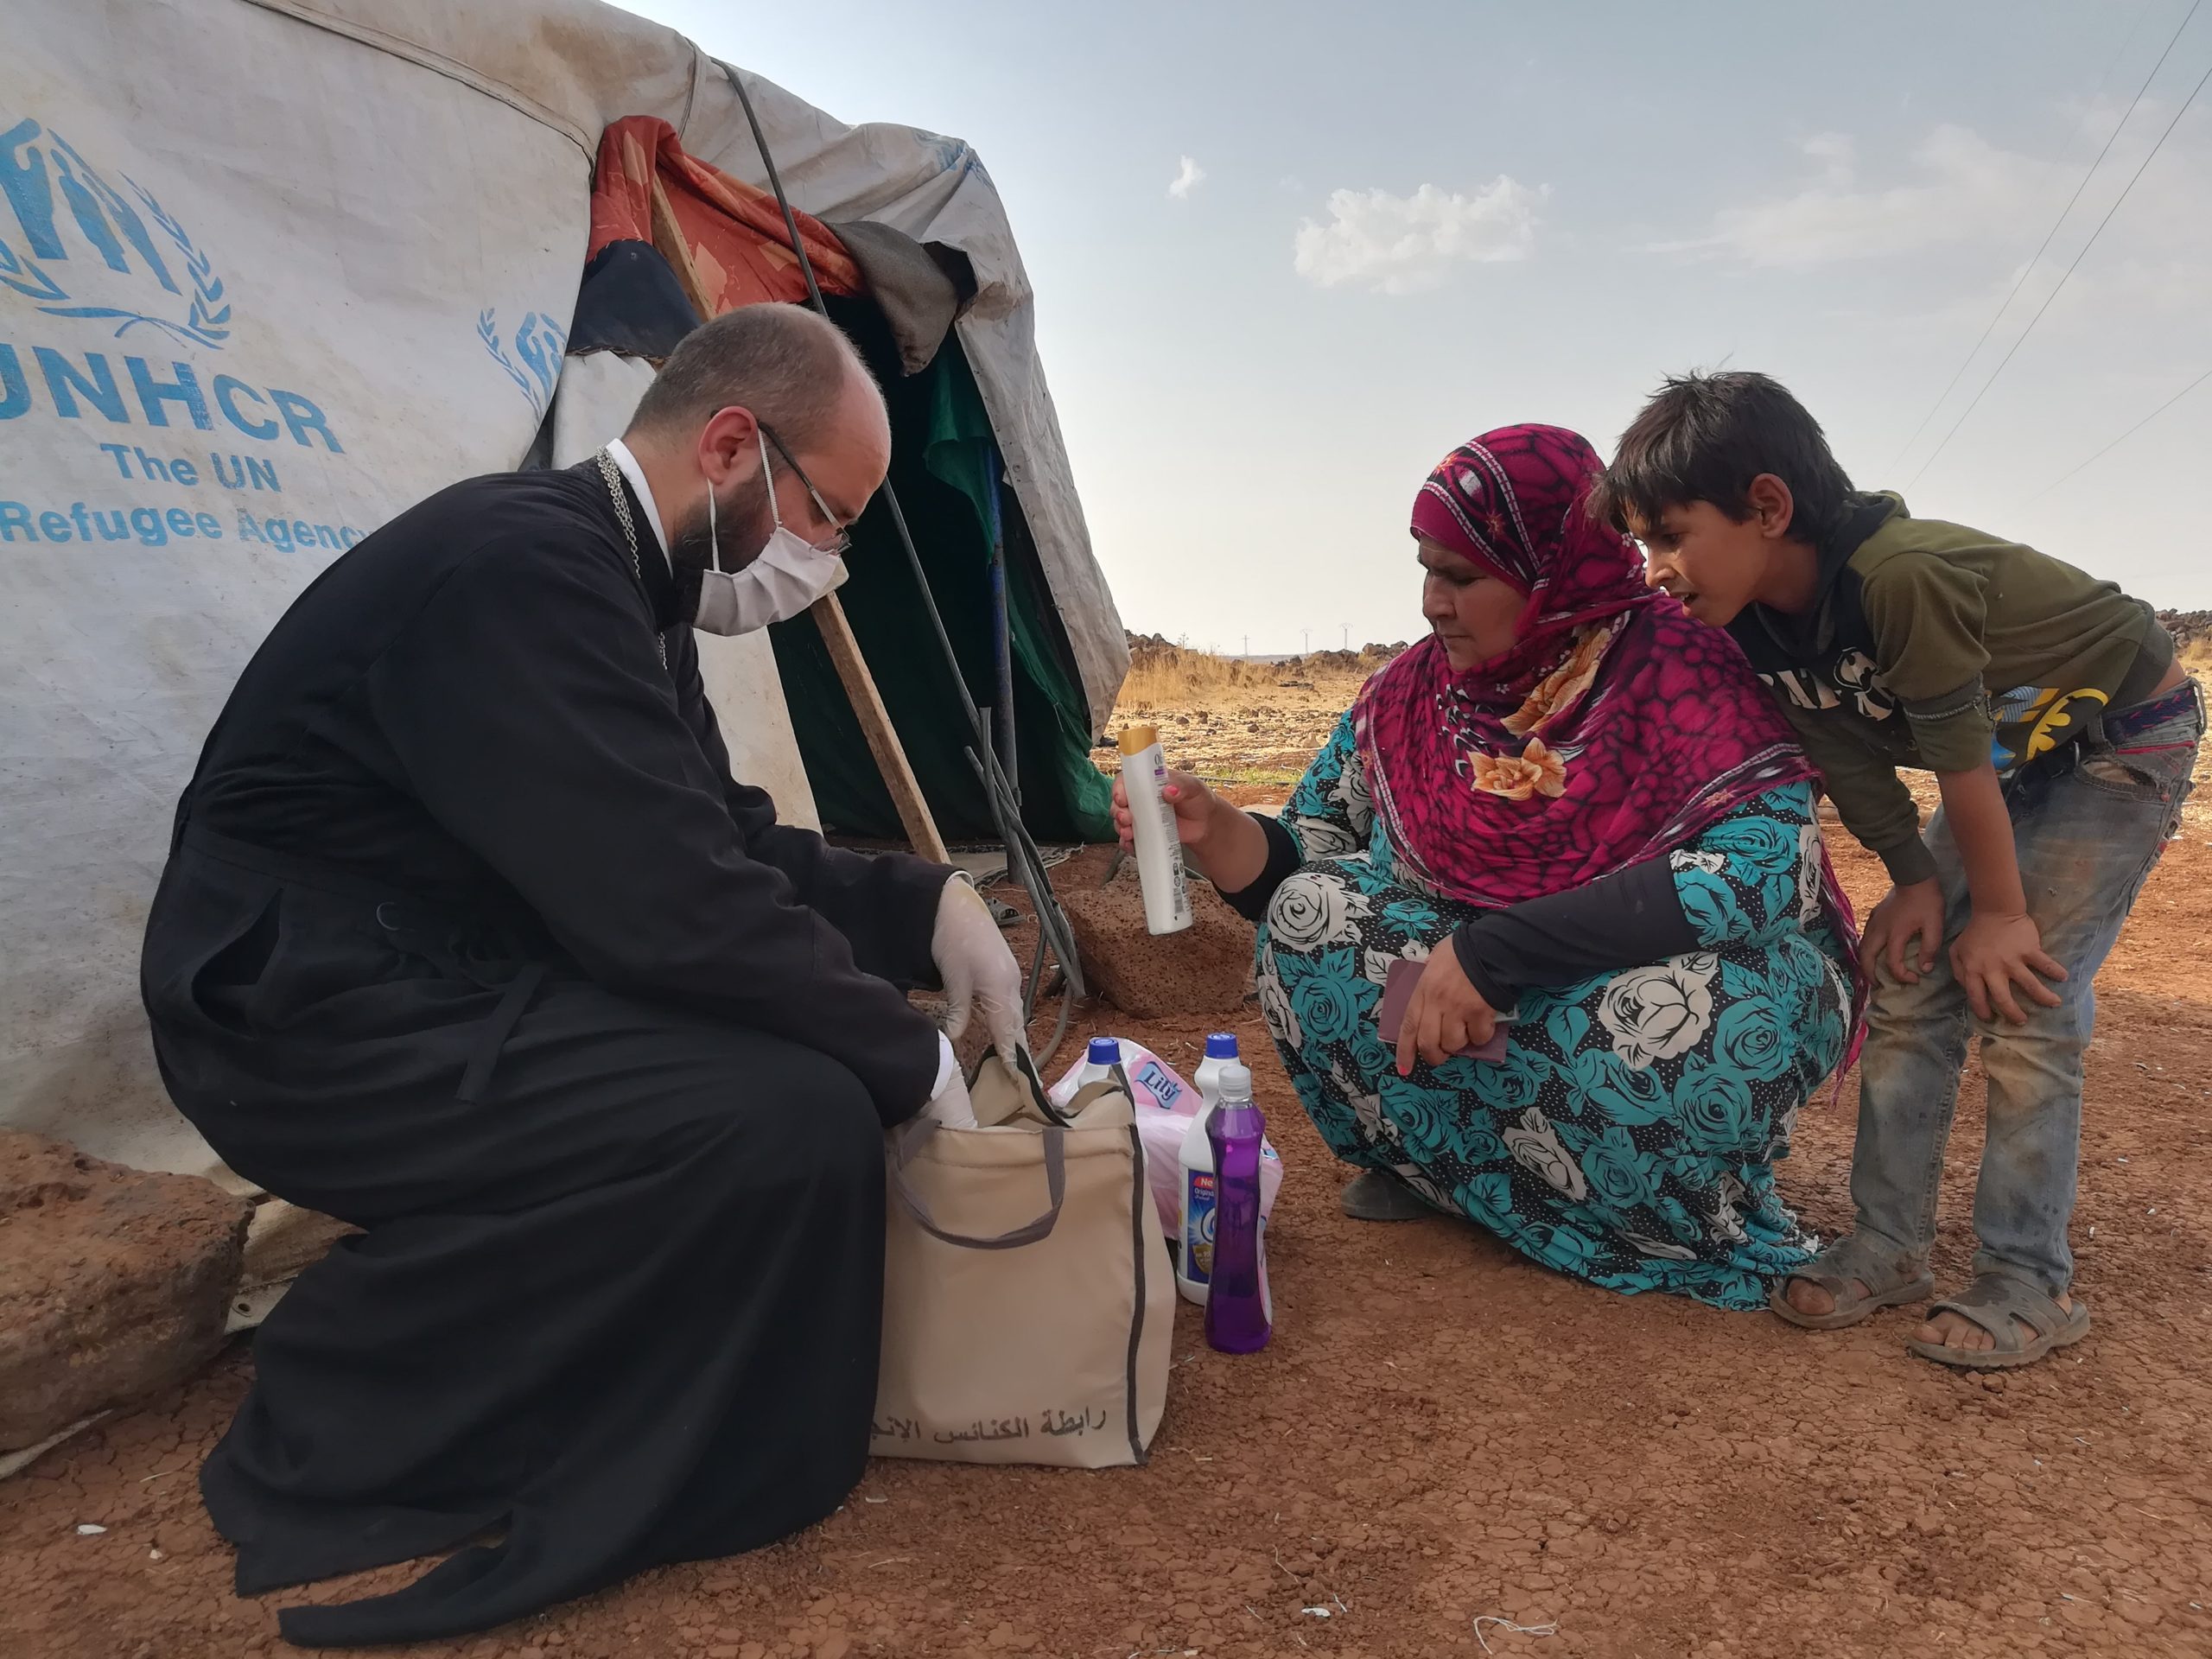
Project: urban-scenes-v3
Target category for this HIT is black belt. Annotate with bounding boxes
[179,822,546,1105]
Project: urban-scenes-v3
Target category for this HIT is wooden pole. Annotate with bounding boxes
[647,179,716,323]
[645,178,950,862]
[808,594,949,861]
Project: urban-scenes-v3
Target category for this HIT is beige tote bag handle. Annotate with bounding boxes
[887,1118,1068,1250]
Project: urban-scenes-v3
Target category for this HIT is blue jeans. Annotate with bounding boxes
[1850,679,2204,1295]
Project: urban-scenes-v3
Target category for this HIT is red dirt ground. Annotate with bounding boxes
[5,728,2210,1658]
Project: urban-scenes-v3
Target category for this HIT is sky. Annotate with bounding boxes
[626,0,2212,654]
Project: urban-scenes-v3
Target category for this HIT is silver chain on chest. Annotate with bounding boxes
[595,448,669,670]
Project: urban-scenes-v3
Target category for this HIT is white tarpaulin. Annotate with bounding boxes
[0,0,1125,1182]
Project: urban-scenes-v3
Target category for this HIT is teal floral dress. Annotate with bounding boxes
[1255,711,1852,1309]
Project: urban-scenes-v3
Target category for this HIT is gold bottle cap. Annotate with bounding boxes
[1117,723,1159,756]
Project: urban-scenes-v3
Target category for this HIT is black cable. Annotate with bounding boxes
[724,62,1087,1008]
[1886,0,2173,472]
[2032,362,2212,499]
[1908,36,2212,489]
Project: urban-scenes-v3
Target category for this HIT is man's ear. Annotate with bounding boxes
[696,404,761,488]
[1747,473,1797,542]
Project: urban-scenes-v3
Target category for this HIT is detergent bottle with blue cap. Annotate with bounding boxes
[1071,1035,1123,1093]
[1178,1033,1246,1306]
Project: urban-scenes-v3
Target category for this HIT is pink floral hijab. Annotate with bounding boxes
[1355,424,1819,908]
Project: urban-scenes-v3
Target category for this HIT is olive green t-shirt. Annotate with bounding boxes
[1726,493,2172,885]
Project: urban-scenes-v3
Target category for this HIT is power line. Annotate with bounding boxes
[1886,0,2176,472]
[1907,41,2212,489]
[2031,363,2212,499]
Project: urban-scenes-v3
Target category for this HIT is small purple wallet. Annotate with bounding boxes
[1376,957,1510,1062]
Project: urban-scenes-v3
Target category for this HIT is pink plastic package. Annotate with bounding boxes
[1048,1040,1283,1236]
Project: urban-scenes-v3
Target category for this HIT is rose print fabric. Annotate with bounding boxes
[1257,711,1851,1309]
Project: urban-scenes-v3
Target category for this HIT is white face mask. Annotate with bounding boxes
[692,428,849,636]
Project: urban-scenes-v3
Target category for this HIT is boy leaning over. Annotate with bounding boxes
[1598,370,2199,1371]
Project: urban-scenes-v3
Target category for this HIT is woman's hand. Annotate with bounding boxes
[1950,909,2066,1026]
[1396,943,1498,1077]
[1115,765,1274,893]
[1859,878,1945,985]
[1111,766,1218,850]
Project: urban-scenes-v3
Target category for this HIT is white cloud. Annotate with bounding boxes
[1293,178,1544,295]
[1168,156,1206,200]
[1801,130,1855,184]
[1649,127,2044,268]
[1649,112,2212,275]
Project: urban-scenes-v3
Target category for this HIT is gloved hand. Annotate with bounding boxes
[920,1049,978,1128]
[932,874,1027,1083]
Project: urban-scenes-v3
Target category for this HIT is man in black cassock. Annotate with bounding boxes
[140,304,1027,1647]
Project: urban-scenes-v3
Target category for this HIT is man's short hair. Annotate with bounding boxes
[626,303,874,451]
[1593,370,1857,544]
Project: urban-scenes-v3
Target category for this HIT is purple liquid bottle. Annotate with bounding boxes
[1203,1061,1272,1353]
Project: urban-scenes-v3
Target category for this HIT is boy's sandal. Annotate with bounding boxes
[1904,1273,2090,1371]
[1768,1234,1934,1331]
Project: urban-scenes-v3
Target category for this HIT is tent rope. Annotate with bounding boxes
[725,63,1088,1056]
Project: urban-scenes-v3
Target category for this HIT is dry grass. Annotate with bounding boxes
[1114,633,1405,716]
[1114,641,1279,712]
[1103,638,1393,805]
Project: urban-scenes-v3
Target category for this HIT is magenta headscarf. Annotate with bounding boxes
[1356,424,1823,909]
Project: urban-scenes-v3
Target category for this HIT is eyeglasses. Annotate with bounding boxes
[760,422,855,557]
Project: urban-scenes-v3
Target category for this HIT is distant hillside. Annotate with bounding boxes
[2160,610,2211,671]
[1120,632,1408,705]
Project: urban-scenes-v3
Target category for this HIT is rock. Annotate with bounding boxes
[0,1130,253,1453]
[1056,852,1254,1020]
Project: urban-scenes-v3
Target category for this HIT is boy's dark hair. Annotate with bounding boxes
[1592,370,1856,544]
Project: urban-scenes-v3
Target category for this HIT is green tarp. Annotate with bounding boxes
[768,328,1114,844]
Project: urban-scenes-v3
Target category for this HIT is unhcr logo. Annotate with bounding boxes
[0,116,230,348]
[0,111,340,448]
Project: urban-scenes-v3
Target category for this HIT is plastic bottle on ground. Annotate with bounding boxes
[1203,1060,1272,1353]
[1071,1035,1123,1097]
[1176,1033,1239,1306]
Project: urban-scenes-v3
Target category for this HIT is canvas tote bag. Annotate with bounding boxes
[873,1056,1174,1469]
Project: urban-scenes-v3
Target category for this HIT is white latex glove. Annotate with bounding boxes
[931,874,1027,1082]
[920,1055,977,1129]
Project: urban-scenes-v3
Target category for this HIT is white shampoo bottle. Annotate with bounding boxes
[1118,723,1193,936]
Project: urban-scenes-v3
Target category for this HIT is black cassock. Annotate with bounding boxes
[140,461,951,1647]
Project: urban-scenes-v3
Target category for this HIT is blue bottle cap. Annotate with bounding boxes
[1205,1033,1239,1059]
[1086,1037,1121,1065]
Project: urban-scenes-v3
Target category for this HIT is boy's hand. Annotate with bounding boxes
[1860,878,1945,985]
[1928,760,2057,1022]
[1950,910,2067,1026]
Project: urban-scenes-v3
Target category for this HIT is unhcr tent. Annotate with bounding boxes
[0,0,1126,1185]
